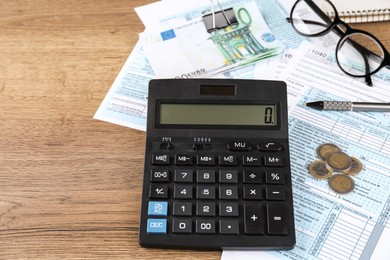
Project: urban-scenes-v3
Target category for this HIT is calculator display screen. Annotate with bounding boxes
[158,103,277,126]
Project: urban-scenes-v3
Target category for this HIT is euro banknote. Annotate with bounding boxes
[140,1,284,79]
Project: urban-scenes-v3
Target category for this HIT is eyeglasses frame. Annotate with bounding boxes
[288,0,390,86]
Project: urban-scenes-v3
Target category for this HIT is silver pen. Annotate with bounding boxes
[306,101,390,112]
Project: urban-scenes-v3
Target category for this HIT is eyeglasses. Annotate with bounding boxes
[288,0,390,86]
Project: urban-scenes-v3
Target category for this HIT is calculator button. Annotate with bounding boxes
[219,220,239,235]
[266,186,285,201]
[152,154,170,165]
[243,170,262,184]
[219,186,238,200]
[196,186,216,200]
[219,170,238,183]
[172,219,192,234]
[265,171,285,184]
[197,155,215,166]
[196,202,216,216]
[196,170,216,183]
[227,141,252,151]
[160,142,174,150]
[192,143,204,150]
[244,204,264,235]
[196,220,216,234]
[264,155,284,167]
[257,142,283,151]
[147,219,167,234]
[175,155,194,166]
[148,201,168,216]
[219,202,239,217]
[150,169,170,182]
[242,155,261,167]
[174,185,193,199]
[243,186,262,200]
[149,185,169,199]
[219,154,237,166]
[267,203,288,235]
[203,144,212,150]
[192,143,212,150]
[173,202,192,216]
[174,169,193,183]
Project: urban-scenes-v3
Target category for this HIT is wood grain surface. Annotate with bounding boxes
[0,0,388,259]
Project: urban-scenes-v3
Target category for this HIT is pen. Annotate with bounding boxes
[306,101,390,112]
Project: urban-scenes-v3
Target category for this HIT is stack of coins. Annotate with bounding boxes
[308,143,363,194]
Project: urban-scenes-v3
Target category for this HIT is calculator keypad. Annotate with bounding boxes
[141,140,294,249]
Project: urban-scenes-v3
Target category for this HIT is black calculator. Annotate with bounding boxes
[139,79,295,250]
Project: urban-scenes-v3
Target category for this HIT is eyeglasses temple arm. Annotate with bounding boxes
[304,0,335,23]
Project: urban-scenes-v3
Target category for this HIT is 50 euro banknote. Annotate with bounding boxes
[140,1,284,79]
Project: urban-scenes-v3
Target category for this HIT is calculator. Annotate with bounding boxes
[139,79,295,250]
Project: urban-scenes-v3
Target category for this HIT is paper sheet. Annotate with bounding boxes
[95,1,390,258]
[93,42,153,131]
[222,42,390,260]
[95,0,302,128]
[135,0,303,49]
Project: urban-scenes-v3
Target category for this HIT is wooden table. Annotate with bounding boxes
[1,0,389,259]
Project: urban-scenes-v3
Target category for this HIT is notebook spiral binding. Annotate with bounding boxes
[327,8,390,23]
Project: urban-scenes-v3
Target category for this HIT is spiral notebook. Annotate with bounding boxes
[331,0,390,23]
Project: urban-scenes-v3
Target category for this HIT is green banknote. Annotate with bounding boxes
[141,1,284,78]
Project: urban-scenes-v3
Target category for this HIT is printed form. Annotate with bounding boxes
[94,42,153,131]
[223,43,390,260]
[94,0,390,258]
[94,0,298,130]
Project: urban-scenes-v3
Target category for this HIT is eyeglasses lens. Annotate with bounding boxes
[291,0,336,36]
[337,33,385,76]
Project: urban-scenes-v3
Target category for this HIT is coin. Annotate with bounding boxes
[325,151,352,172]
[343,157,363,175]
[308,160,333,179]
[316,143,341,160]
[328,174,355,194]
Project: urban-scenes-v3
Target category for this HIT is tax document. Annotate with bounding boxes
[93,42,153,131]
[95,0,302,129]
[223,42,390,260]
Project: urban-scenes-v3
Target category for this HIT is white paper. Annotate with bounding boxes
[95,2,390,257]
[93,41,153,131]
[222,42,390,260]
[95,0,302,129]
[136,0,303,49]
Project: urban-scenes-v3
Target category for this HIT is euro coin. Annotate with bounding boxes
[316,143,341,160]
[343,157,363,175]
[325,151,352,172]
[328,174,355,194]
[308,160,333,179]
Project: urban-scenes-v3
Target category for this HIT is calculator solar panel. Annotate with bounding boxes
[139,79,295,250]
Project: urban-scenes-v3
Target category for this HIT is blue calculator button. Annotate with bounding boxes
[147,219,167,234]
[148,201,168,216]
